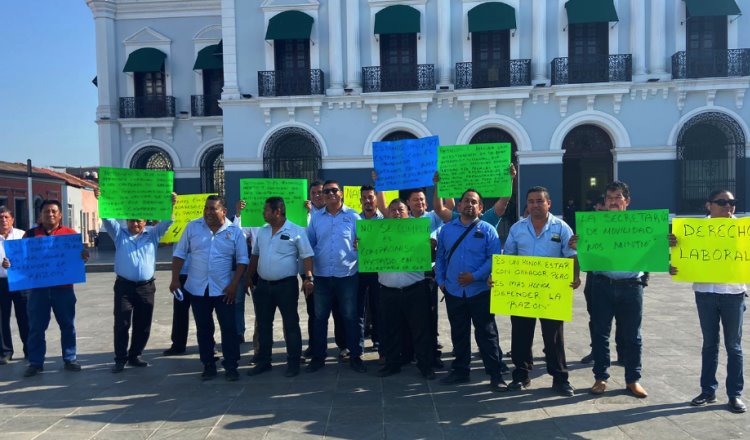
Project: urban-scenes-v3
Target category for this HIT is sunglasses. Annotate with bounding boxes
[323,188,340,195]
[709,199,736,207]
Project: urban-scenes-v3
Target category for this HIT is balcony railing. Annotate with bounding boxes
[551,54,632,85]
[455,60,532,89]
[191,94,222,117]
[672,49,750,79]
[119,96,175,118]
[362,64,435,93]
[257,69,324,97]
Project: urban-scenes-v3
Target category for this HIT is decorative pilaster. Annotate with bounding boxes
[630,0,646,78]
[437,0,452,88]
[532,0,547,84]
[327,0,344,95]
[345,0,361,91]
[649,0,668,77]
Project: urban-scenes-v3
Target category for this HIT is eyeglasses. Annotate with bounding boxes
[323,188,340,195]
[710,199,736,207]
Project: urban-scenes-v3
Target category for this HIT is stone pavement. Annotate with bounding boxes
[0,272,748,439]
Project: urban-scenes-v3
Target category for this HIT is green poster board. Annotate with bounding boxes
[438,143,511,198]
[357,218,432,272]
[98,167,174,220]
[239,178,308,227]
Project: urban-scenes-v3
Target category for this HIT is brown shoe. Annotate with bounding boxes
[590,380,607,395]
[626,382,648,398]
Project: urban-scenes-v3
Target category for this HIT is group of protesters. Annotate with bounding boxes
[0,168,745,414]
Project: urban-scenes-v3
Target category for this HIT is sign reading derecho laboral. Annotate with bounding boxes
[438,143,512,198]
[575,209,670,272]
[357,218,432,272]
[490,255,574,321]
[671,217,750,283]
[373,135,439,191]
[240,178,308,227]
[4,234,86,291]
[160,193,216,244]
[343,187,400,214]
[99,167,174,220]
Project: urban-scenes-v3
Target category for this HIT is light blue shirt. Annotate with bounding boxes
[449,207,502,228]
[360,210,384,220]
[253,220,314,281]
[102,218,172,282]
[504,215,577,258]
[173,218,249,297]
[435,218,501,298]
[307,205,360,277]
[414,210,443,234]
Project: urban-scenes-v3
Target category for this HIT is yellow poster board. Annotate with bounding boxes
[490,255,574,321]
[343,186,399,214]
[160,194,215,244]
[671,217,750,283]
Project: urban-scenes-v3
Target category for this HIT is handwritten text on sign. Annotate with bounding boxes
[356,218,432,272]
[373,136,439,191]
[575,209,670,272]
[490,255,573,321]
[240,179,308,227]
[4,234,86,291]
[343,186,400,214]
[671,217,750,283]
[99,167,174,220]
[438,143,512,198]
[160,193,215,244]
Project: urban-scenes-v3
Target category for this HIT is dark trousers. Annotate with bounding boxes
[380,282,432,371]
[252,277,302,366]
[304,279,346,351]
[360,272,381,351]
[445,290,504,379]
[584,274,623,359]
[113,277,155,362]
[511,316,568,383]
[0,279,29,358]
[169,275,191,351]
[190,292,240,370]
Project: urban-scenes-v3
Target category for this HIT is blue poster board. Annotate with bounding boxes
[373,136,439,191]
[4,235,86,290]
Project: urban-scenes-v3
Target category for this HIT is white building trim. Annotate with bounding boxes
[550,110,632,150]
[192,137,225,168]
[362,117,432,155]
[122,27,173,97]
[454,114,533,152]
[667,106,750,147]
[124,139,182,169]
[256,121,329,159]
[193,24,223,95]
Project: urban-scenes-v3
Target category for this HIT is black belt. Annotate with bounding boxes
[380,281,423,293]
[116,276,155,287]
[592,274,643,286]
[258,276,297,286]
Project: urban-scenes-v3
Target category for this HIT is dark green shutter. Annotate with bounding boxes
[123,48,167,73]
[265,11,314,40]
[468,2,517,33]
[193,44,223,70]
[374,5,421,35]
[565,0,619,25]
[684,0,741,17]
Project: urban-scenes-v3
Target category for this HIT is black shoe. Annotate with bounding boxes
[201,363,217,381]
[248,354,260,366]
[507,379,531,391]
[581,353,594,364]
[64,360,82,372]
[305,359,325,373]
[303,347,313,358]
[247,363,272,376]
[162,347,186,356]
[225,368,239,382]
[377,365,401,377]
[350,356,367,373]
[284,364,300,377]
[690,392,717,406]
[490,376,508,392]
[729,397,747,413]
[111,362,125,373]
[24,364,43,377]
[440,372,470,385]
[499,361,510,374]
[420,368,436,380]
[0,355,10,365]
[127,357,148,368]
[552,381,575,397]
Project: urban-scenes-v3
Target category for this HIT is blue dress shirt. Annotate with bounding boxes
[173,218,250,296]
[504,215,576,258]
[449,207,502,228]
[307,205,360,277]
[102,218,172,282]
[253,220,314,281]
[435,218,501,298]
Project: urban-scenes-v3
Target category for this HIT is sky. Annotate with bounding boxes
[0,1,99,168]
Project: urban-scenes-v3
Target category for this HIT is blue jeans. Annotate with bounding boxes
[695,291,745,398]
[591,277,643,384]
[27,287,77,367]
[312,275,361,360]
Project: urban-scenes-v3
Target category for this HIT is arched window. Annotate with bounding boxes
[201,144,224,197]
[562,125,613,213]
[381,130,418,142]
[263,127,322,183]
[130,146,174,170]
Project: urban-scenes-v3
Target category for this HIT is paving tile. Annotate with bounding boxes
[384,422,444,440]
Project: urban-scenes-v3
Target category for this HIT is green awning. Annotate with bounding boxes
[193,44,223,70]
[468,2,517,32]
[565,0,619,25]
[265,11,314,40]
[123,48,167,73]
[214,40,223,55]
[374,5,420,34]
[685,0,741,17]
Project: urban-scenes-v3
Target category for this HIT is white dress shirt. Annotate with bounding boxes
[253,220,314,281]
[0,228,25,278]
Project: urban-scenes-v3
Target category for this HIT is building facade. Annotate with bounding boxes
[87,0,750,217]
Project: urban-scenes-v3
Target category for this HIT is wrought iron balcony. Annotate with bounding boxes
[672,49,750,79]
[551,54,632,85]
[119,96,175,118]
[191,94,222,117]
[257,69,324,97]
[362,64,435,93]
[455,60,532,89]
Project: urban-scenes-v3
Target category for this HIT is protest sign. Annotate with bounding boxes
[438,143,512,198]
[490,255,574,321]
[160,193,215,244]
[671,217,750,283]
[373,136,438,191]
[357,218,432,272]
[4,234,86,291]
[343,186,400,213]
[99,167,174,220]
[575,209,670,272]
[239,178,307,227]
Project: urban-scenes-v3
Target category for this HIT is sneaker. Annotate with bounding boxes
[127,357,149,367]
[64,360,82,372]
[552,381,575,397]
[690,392,717,406]
[580,353,594,364]
[201,363,217,381]
[507,378,531,391]
[729,397,747,413]
[350,356,367,373]
[626,382,648,398]
[23,364,43,377]
[590,379,607,395]
[225,368,239,382]
[111,362,125,373]
[162,347,186,356]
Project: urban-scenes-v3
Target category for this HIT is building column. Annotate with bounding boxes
[345,0,361,92]
[649,0,668,77]
[219,0,240,99]
[328,0,344,95]
[437,0,452,88]
[532,0,547,84]
[630,0,647,79]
